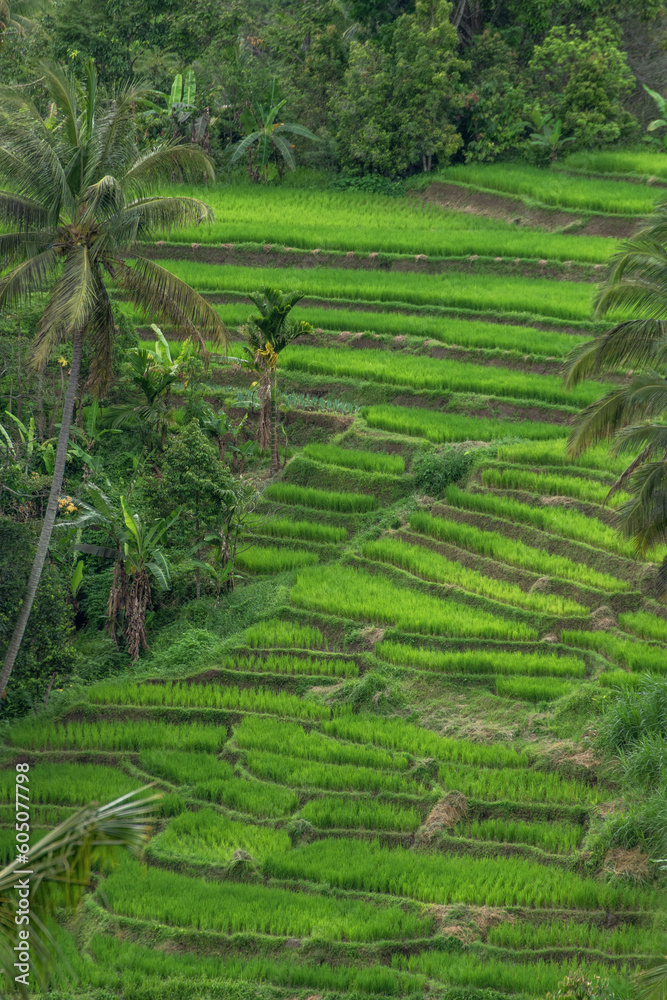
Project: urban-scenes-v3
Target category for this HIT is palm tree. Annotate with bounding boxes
[563,204,667,587]
[229,83,319,182]
[0,59,229,698]
[0,786,158,994]
[242,287,313,473]
[0,0,47,42]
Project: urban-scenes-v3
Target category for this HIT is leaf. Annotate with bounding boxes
[183,69,196,107]
[168,73,182,113]
[70,558,84,596]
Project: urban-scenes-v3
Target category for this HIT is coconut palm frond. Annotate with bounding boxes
[29,248,97,367]
[124,195,214,239]
[120,142,215,197]
[0,191,47,229]
[0,247,60,310]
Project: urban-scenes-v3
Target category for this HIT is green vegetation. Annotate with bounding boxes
[496,438,627,473]
[246,751,425,794]
[251,518,346,543]
[376,640,586,677]
[282,345,608,406]
[563,149,667,180]
[459,817,582,853]
[221,653,357,678]
[562,630,667,673]
[363,406,566,443]
[303,442,405,474]
[300,796,421,832]
[155,260,602,322]
[481,466,622,505]
[263,837,652,908]
[618,610,667,643]
[151,808,291,864]
[0,763,138,805]
[264,483,376,512]
[244,619,326,650]
[362,536,587,615]
[444,484,649,559]
[410,512,629,591]
[488,916,667,954]
[235,546,318,573]
[495,675,572,702]
[8,717,223,752]
[437,763,604,805]
[436,162,659,215]
[291,564,538,639]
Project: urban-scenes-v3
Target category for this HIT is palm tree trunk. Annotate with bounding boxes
[270,374,279,475]
[0,329,83,699]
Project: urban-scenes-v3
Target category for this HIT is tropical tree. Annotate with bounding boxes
[0,0,47,43]
[229,82,319,181]
[0,60,229,696]
[242,287,313,473]
[0,786,158,994]
[60,485,177,658]
[563,205,667,589]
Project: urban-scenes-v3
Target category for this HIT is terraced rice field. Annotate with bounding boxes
[5,166,667,1000]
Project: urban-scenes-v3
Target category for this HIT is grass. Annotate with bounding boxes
[444,484,651,560]
[562,148,667,181]
[495,676,572,702]
[458,817,582,853]
[362,536,587,615]
[244,618,326,650]
[246,750,426,794]
[221,652,357,678]
[303,442,405,474]
[362,405,566,443]
[150,808,291,864]
[251,518,346,543]
[436,161,660,215]
[437,763,605,805]
[618,610,667,643]
[300,796,422,832]
[410,511,629,591]
[264,482,375,512]
[7,717,223,752]
[321,715,531,768]
[481,466,625,505]
[235,546,319,573]
[282,345,609,407]
[234,716,411,770]
[153,260,603,322]
[262,836,653,908]
[562,630,667,673]
[153,180,615,261]
[87,679,337,721]
[291,564,538,640]
[101,856,433,941]
[376,640,586,678]
[487,915,667,954]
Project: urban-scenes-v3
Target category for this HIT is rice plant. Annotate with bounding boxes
[618,611,667,643]
[245,618,326,649]
[444,484,654,560]
[252,519,346,543]
[291,564,538,640]
[599,670,644,689]
[410,511,629,592]
[304,443,405,474]
[235,546,318,573]
[457,817,583,853]
[481,466,625,506]
[300,796,421,832]
[246,750,425,794]
[282,345,608,407]
[362,536,586,615]
[154,181,613,261]
[376,640,586,678]
[321,715,531,768]
[101,856,434,941]
[362,405,566,443]
[597,675,667,754]
[234,716,411,770]
[437,161,659,215]
[495,676,572,702]
[264,483,375,512]
[0,763,138,805]
[222,653,357,678]
[150,808,290,864]
[496,438,628,474]
[87,679,336,720]
[562,149,667,181]
[7,717,223,752]
[262,836,653,908]
[436,762,604,805]
[487,915,667,955]
[562,630,667,673]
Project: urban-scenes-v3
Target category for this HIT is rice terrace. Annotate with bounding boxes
[2,3,667,1000]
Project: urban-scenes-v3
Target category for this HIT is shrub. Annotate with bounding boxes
[413,448,474,495]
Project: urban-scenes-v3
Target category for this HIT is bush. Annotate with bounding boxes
[413,448,474,495]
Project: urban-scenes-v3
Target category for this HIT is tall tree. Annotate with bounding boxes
[563,206,667,587]
[0,59,229,698]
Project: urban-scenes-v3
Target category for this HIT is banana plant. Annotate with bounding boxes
[644,84,667,148]
[229,81,319,181]
[526,108,575,163]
